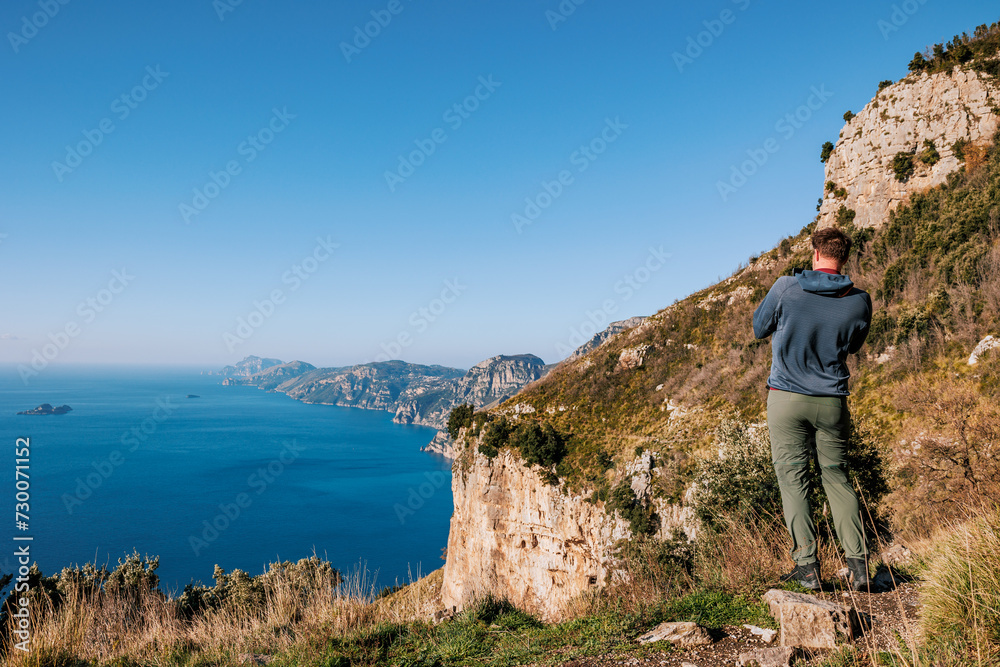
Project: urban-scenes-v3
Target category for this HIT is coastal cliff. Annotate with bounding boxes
[440,447,630,621]
[441,438,697,621]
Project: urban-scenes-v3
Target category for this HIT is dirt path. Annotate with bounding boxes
[552,583,921,666]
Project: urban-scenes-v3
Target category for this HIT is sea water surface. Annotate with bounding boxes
[0,365,452,593]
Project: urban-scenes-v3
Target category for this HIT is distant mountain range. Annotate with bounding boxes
[217,318,648,455]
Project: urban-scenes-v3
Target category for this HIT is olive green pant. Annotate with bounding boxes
[767,390,867,565]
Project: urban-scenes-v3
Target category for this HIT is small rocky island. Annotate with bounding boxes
[17,403,73,415]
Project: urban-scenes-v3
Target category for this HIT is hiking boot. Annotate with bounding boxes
[779,562,821,590]
[846,557,871,591]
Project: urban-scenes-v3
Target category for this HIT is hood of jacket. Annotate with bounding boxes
[793,268,854,296]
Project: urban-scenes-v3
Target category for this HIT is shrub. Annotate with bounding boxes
[820,141,835,163]
[479,417,512,459]
[482,416,511,451]
[843,110,855,122]
[510,422,567,469]
[893,151,916,181]
[891,376,1000,527]
[614,531,695,585]
[835,205,856,226]
[105,552,160,603]
[447,403,474,439]
[919,139,941,165]
[952,138,970,161]
[908,52,928,72]
[878,79,894,91]
[608,481,659,536]
[693,420,780,528]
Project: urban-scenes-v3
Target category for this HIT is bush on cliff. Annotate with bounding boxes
[447,403,474,439]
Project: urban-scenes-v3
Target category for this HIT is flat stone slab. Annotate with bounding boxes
[637,620,714,646]
[763,589,859,649]
[738,646,799,666]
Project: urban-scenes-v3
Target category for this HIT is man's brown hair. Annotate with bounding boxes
[812,227,852,265]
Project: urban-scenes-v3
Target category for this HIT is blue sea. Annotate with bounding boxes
[0,365,453,594]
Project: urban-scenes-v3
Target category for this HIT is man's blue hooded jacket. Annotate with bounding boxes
[752,269,872,397]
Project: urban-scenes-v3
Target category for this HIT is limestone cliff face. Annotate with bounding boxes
[818,67,999,229]
[441,443,697,621]
[441,447,630,621]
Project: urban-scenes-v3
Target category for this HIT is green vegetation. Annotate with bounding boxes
[952,137,971,161]
[892,150,916,181]
[820,140,835,163]
[906,21,1000,76]
[447,403,474,439]
[920,508,1000,663]
[692,419,889,537]
[835,205,856,225]
[877,79,894,91]
[607,481,659,536]
[843,110,855,122]
[919,138,941,165]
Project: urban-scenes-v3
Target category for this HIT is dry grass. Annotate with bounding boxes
[1,563,443,667]
[919,504,1000,665]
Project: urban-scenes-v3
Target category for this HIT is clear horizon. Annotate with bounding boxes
[2,0,995,377]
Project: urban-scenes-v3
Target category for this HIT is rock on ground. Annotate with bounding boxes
[637,621,714,647]
[762,589,859,649]
[737,646,798,666]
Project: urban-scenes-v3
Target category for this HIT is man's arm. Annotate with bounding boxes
[847,293,873,354]
[752,279,786,339]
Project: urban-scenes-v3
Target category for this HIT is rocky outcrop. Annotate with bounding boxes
[615,344,652,371]
[17,403,72,415]
[818,66,999,230]
[969,334,999,364]
[566,316,646,359]
[421,430,457,459]
[440,444,697,621]
[393,354,549,429]
[441,448,631,621]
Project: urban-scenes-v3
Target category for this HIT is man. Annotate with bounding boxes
[752,227,873,591]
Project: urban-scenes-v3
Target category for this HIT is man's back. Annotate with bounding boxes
[753,270,872,397]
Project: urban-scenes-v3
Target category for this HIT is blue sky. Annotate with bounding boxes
[1,0,995,372]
